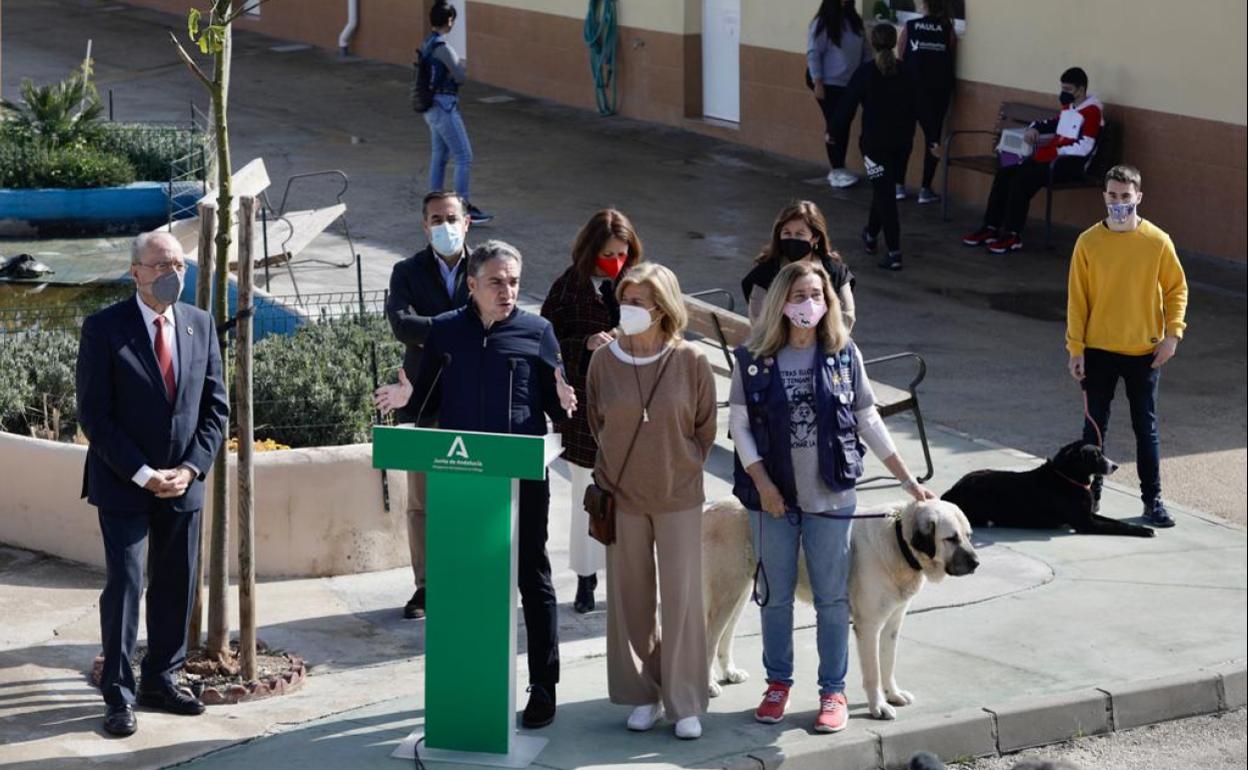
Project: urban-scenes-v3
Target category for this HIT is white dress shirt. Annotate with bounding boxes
[131,296,194,489]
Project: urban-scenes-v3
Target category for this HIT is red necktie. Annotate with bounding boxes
[153,316,176,401]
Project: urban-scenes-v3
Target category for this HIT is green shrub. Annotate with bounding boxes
[0,66,105,149]
[0,313,403,449]
[0,330,79,438]
[251,315,403,448]
[93,124,209,182]
[0,141,136,189]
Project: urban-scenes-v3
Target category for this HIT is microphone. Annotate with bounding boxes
[414,352,452,426]
[507,357,518,434]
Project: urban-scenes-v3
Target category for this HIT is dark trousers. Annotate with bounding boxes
[1081,348,1162,503]
[97,505,200,706]
[983,156,1084,234]
[864,146,910,252]
[815,86,851,169]
[900,83,952,189]
[518,477,560,686]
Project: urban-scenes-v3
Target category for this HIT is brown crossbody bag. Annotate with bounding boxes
[584,351,672,546]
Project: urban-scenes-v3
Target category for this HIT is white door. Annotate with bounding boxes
[702,0,740,123]
[446,0,468,61]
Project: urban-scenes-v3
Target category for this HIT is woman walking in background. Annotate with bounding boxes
[540,209,643,614]
[896,0,957,204]
[836,23,917,271]
[587,263,717,740]
[807,0,872,189]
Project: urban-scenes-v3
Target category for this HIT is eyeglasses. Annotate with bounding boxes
[138,260,187,273]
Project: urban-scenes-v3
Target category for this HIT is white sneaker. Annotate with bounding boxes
[626,702,663,731]
[674,715,702,740]
[826,169,859,188]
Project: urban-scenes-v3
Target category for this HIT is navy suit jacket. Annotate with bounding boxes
[76,297,229,513]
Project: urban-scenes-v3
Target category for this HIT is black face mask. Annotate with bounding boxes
[1059,91,1076,106]
[778,238,814,262]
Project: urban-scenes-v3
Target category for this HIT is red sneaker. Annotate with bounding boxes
[754,681,790,724]
[814,692,848,733]
[986,232,1023,254]
[961,225,997,246]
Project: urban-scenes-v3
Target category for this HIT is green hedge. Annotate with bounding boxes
[0,330,79,438]
[252,315,403,448]
[0,314,404,448]
[93,124,209,183]
[0,141,136,189]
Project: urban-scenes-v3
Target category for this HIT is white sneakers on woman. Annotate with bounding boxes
[626,702,663,731]
[674,716,702,740]
[626,704,701,739]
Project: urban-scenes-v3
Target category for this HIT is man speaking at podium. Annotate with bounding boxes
[376,239,577,729]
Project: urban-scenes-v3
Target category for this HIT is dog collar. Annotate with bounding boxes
[893,518,923,572]
[1045,463,1092,492]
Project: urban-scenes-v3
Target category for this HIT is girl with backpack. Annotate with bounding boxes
[418,2,492,223]
[835,23,918,271]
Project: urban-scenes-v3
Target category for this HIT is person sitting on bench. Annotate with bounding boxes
[962,67,1104,255]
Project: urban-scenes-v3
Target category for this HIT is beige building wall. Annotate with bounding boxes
[958,0,1247,126]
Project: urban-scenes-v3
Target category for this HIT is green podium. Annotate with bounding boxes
[373,425,563,768]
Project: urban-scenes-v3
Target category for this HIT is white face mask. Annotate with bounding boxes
[618,304,655,336]
[430,221,464,257]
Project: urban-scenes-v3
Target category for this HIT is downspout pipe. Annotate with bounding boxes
[338,0,359,56]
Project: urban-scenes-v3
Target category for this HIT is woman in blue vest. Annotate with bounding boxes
[729,260,933,733]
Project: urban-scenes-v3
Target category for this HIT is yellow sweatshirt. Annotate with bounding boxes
[1066,219,1188,356]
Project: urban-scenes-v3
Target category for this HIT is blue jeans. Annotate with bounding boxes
[1081,348,1162,502]
[750,506,853,695]
[423,96,473,199]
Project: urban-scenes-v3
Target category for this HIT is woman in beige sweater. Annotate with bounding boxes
[586,262,717,740]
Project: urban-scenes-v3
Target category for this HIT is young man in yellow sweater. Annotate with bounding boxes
[1066,164,1188,528]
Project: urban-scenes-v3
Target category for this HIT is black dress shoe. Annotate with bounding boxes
[573,574,597,614]
[104,704,137,736]
[404,587,426,619]
[521,683,556,728]
[137,687,205,715]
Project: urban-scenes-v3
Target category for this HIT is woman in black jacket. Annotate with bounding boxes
[540,209,644,613]
[835,23,925,271]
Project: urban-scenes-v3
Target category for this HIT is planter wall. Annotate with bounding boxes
[0,432,410,577]
[0,182,200,236]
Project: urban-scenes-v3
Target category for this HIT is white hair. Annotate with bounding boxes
[131,230,183,265]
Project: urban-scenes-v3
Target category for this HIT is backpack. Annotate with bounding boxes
[410,40,444,113]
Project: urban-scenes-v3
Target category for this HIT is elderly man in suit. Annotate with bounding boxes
[76,231,229,736]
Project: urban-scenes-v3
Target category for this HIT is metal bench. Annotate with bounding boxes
[941,101,1122,248]
[683,293,933,485]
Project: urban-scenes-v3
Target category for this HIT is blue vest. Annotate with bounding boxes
[731,343,865,512]
[421,35,459,97]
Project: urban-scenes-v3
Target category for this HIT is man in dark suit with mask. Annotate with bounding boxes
[76,231,229,736]
[384,190,472,620]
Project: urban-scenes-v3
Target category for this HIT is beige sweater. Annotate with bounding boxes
[586,340,717,516]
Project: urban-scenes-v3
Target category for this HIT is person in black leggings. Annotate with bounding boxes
[835,23,917,271]
[807,0,871,189]
[896,0,957,203]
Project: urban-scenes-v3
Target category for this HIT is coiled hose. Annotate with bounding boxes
[583,0,618,116]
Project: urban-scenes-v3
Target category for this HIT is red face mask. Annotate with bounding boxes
[596,254,627,279]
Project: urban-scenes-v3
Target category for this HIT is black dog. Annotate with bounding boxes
[941,441,1155,538]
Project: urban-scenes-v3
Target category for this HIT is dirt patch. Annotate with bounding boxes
[90,641,307,705]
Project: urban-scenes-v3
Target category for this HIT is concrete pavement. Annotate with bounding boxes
[1,418,1244,769]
